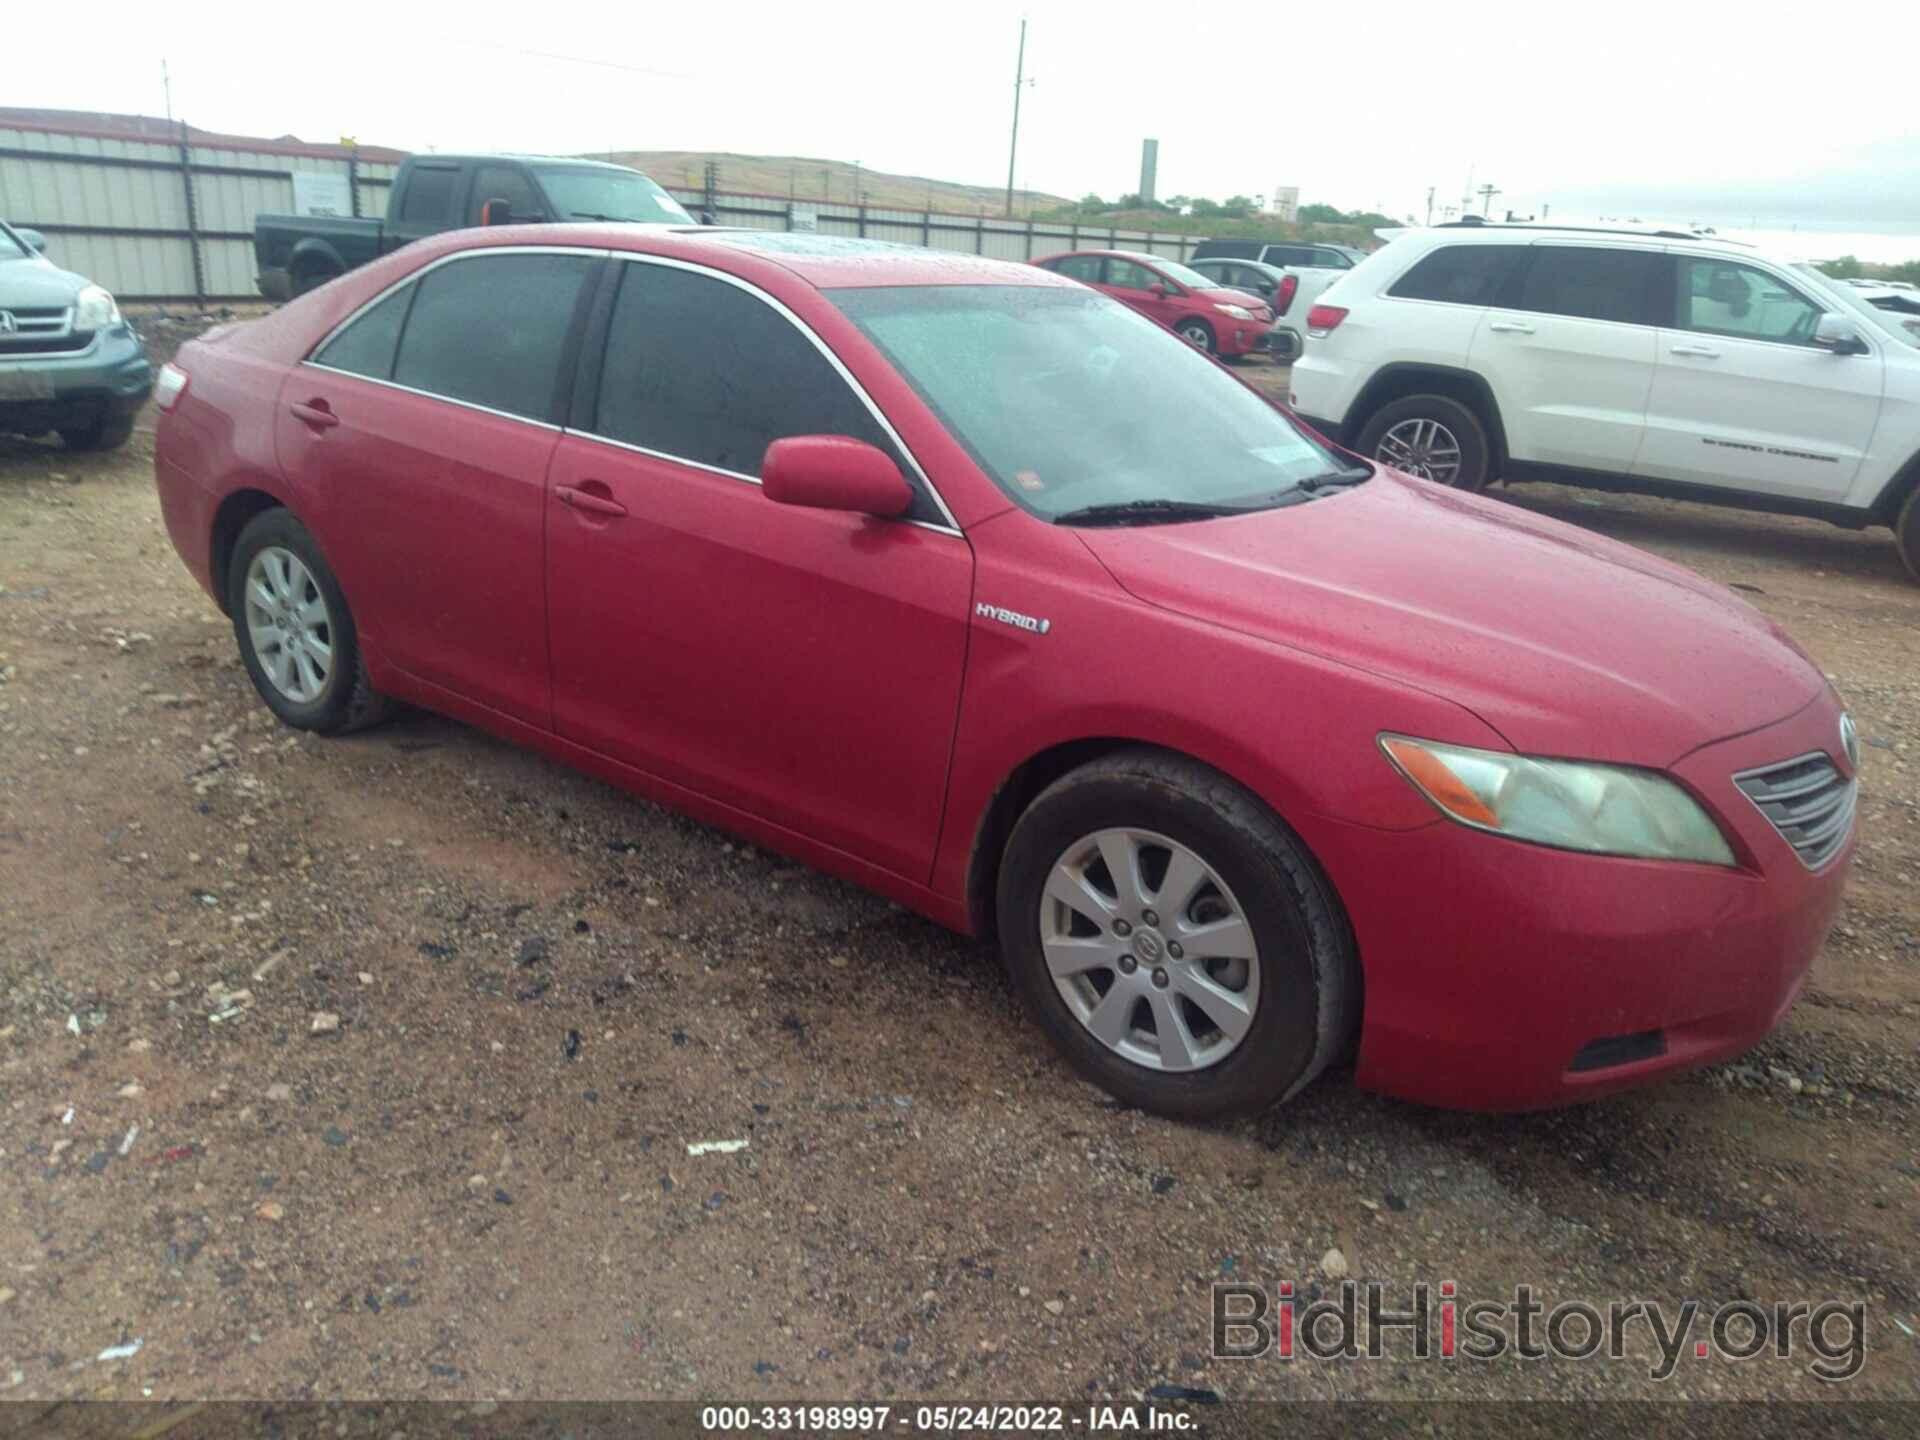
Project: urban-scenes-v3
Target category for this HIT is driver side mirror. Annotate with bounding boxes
[1812,312,1868,355]
[480,198,514,227]
[762,436,912,518]
[17,227,46,254]
[1147,282,1168,298]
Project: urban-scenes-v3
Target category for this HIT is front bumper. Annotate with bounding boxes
[1306,692,1856,1110]
[0,324,152,436]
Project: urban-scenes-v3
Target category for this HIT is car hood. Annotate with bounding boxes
[0,254,87,307]
[1075,470,1827,766]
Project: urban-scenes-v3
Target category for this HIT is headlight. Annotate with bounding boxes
[74,284,121,331]
[1214,303,1253,320]
[1380,734,1736,865]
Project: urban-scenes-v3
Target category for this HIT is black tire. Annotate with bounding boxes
[1174,318,1216,355]
[1354,393,1492,491]
[996,748,1357,1120]
[226,509,392,734]
[1897,485,1920,584]
[59,414,134,452]
[291,264,341,298]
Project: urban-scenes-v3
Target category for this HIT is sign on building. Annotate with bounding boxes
[1268,186,1300,223]
[790,204,819,233]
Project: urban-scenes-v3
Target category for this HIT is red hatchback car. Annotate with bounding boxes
[153,226,1857,1117]
[1034,249,1272,357]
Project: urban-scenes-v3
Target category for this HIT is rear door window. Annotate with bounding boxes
[391,252,596,420]
[398,167,458,225]
[1388,244,1527,306]
[1050,255,1104,283]
[311,284,415,379]
[1511,246,1664,325]
[588,261,937,521]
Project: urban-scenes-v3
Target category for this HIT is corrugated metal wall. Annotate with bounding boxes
[0,123,398,302]
[662,188,1204,264]
[1,119,1203,301]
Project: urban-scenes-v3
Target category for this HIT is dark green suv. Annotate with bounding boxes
[0,221,152,451]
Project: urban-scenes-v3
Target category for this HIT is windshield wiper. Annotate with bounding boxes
[1292,466,1373,493]
[1052,498,1252,527]
[570,211,639,222]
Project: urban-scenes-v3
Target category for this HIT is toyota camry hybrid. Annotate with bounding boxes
[152,226,1858,1117]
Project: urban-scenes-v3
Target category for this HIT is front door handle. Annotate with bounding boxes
[289,399,339,430]
[556,483,627,518]
[1670,343,1721,358]
[1486,320,1535,334]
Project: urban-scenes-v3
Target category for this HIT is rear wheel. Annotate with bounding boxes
[996,749,1356,1120]
[59,414,134,452]
[227,509,391,734]
[1355,394,1491,491]
[1175,319,1216,355]
[1897,484,1920,583]
[291,263,341,298]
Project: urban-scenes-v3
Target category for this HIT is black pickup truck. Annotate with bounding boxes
[253,154,694,300]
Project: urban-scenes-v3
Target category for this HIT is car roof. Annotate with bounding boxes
[415,154,646,173]
[413,223,1074,291]
[1422,221,1757,255]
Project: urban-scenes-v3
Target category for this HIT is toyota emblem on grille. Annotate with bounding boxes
[1839,713,1859,773]
[0,311,16,335]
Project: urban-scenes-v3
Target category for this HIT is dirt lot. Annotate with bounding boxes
[2,349,1917,1409]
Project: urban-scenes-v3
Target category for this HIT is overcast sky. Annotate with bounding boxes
[24,0,1920,239]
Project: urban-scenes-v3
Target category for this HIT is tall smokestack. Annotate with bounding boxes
[1139,139,1159,204]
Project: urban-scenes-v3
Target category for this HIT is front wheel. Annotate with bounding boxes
[1355,394,1491,491]
[227,509,391,734]
[59,414,134,452]
[1174,319,1216,355]
[996,749,1356,1120]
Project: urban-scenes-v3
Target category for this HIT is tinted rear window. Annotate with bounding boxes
[312,284,414,379]
[1388,244,1526,305]
[391,252,595,420]
[399,167,458,224]
[1512,246,1664,325]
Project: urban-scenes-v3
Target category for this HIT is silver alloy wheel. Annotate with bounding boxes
[1040,827,1261,1072]
[243,546,333,704]
[1177,321,1212,351]
[1376,416,1463,484]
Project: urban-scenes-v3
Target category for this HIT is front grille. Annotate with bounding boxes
[1733,752,1855,870]
[0,305,89,357]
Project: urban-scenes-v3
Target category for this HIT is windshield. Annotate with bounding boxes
[832,284,1350,520]
[538,169,693,224]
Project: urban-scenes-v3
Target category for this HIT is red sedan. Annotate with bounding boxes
[152,226,1856,1117]
[1033,249,1272,357]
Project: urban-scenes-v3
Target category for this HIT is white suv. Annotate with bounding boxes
[1288,224,1920,578]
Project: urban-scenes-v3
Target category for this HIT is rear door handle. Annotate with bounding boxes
[289,399,339,430]
[1670,343,1721,358]
[1486,320,1535,334]
[556,483,627,518]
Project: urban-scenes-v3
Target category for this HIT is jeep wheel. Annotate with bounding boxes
[1897,485,1920,583]
[1356,395,1491,491]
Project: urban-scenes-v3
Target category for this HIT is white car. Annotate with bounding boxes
[1289,223,1920,578]
[1189,241,1367,361]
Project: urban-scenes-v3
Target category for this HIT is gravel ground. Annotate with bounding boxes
[1,347,1917,1407]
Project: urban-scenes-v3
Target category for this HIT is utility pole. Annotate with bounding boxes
[1477,183,1500,217]
[1424,186,1435,226]
[161,58,174,123]
[1004,18,1028,218]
